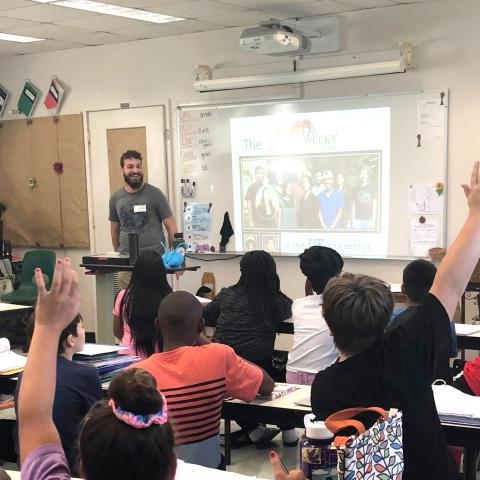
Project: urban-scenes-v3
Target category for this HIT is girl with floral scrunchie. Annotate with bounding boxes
[18,258,176,480]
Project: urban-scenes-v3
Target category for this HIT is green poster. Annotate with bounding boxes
[18,81,39,117]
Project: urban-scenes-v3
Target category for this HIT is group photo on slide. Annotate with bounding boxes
[241,152,381,251]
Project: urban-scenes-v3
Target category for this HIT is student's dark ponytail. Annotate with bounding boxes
[79,369,175,480]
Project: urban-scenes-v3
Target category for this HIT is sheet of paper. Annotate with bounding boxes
[410,218,439,257]
[0,340,27,372]
[433,383,480,420]
[409,184,443,214]
[76,343,128,356]
[195,295,212,304]
[454,324,480,336]
[184,203,213,253]
[417,98,446,140]
[175,460,260,480]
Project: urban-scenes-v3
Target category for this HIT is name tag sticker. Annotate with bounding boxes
[133,204,147,213]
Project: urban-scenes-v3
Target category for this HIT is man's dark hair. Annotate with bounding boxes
[403,259,437,304]
[299,246,343,294]
[323,275,394,356]
[120,150,142,168]
[26,312,82,354]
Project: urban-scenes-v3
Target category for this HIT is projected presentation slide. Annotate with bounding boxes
[231,108,390,257]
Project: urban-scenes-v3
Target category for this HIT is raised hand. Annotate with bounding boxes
[461,161,480,212]
[34,257,80,332]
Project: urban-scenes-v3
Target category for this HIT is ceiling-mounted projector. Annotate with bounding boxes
[240,24,311,56]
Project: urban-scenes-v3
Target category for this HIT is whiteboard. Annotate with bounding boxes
[176,90,448,259]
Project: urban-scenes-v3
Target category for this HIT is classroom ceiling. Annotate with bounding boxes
[0,0,438,57]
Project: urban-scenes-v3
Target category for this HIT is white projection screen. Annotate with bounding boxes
[177,90,448,259]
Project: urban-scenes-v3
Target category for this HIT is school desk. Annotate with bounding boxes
[5,458,266,480]
[0,303,33,323]
[455,323,480,351]
[221,385,480,480]
[0,303,33,347]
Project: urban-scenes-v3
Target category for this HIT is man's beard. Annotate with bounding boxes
[124,172,143,189]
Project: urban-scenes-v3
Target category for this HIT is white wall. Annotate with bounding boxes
[1,0,479,331]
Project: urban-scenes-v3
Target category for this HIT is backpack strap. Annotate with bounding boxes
[325,407,389,448]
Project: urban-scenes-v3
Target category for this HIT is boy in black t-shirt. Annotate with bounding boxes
[311,162,480,479]
[385,259,457,383]
[15,313,102,475]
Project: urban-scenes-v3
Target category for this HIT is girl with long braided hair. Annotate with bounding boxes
[204,250,295,448]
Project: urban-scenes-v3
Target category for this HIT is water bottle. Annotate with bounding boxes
[300,414,338,480]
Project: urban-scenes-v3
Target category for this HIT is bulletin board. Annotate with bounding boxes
[0,114,89,248]
[176,90,448,259]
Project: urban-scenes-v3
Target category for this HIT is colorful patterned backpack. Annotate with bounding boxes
[325,407,403,480]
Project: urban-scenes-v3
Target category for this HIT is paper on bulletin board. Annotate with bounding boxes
[183,203,213,253]
[408,184,443,214]
[410,218,439,257]
[416,98,446,140]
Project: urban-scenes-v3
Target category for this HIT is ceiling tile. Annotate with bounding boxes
[2,23,91,39]
[58,31,136,45]
[100,0,191,6]
[0,4,96,22]
[0,16,38,30]
[0,0,32,11]
[111,22,196,38]
[261,0,357,17]
[199,10,276,27]
[57,13,155,30]
[0,0,441,57]
[148,0,248,18]
[0,42,23,53]
[167,18,226,31]
[218,0,312,6]
[0,38,88,54]
[337,0,395,7]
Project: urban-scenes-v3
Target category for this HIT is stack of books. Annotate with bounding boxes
[74,344,140,383]
[433,383,480,426]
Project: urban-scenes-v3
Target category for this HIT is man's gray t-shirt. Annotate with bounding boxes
[109,183,172,255]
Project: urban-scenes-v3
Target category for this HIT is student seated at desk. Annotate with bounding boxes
[385,259,457,382]
[285,246,340,385]
[204,250,294,448]
[113,250,172,358]
[134,291,275,469]
[17,259,177,480]
[310,163,480,479]
[453,355,480,395]
[14,312,102,475]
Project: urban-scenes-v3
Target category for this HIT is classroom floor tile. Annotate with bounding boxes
[222,423,301,480]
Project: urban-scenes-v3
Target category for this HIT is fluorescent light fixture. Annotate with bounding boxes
[194,47,413,92]
[0,32,44,43]
[31,0,184,24]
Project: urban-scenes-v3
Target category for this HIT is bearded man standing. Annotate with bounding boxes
[109,150,178,288]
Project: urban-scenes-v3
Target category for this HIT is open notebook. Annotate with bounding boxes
[433,382,480,426]
[454,323,480,336]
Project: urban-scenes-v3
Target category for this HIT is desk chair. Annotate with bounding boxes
[1,250,56,306]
